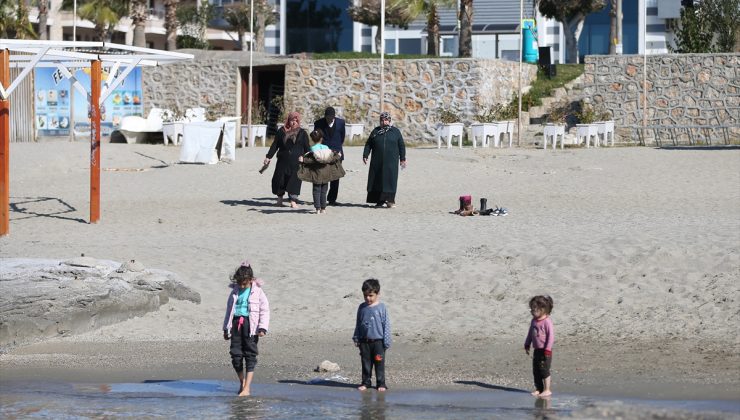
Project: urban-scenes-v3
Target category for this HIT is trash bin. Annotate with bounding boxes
[538,46,556,78]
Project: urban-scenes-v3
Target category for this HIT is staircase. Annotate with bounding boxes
[527,74,586,125]
[517,75,587,147]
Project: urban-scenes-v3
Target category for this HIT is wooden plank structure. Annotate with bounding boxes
[0,40,193,236]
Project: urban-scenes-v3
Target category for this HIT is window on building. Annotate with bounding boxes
[441,36,457,56]
[398,38,421,55]
[285,0,354,54]
[385,39,396,54]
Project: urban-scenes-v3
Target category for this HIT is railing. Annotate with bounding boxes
[625,125,740,147]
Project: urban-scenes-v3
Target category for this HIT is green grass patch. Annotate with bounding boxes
[515,64,584,112]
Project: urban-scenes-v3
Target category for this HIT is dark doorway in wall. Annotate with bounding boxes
[240,65,286,137]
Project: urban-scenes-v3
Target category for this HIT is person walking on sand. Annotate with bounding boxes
[297,130,346,214]
[363,112,406,208]
[223,260,270,396]
[313,106,345,205]
[352,278,391,391]
[263,111,310,208]
[524,295,554,398]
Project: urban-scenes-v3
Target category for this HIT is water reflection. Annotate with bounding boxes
[359,390,387,420]
[229,396,267,419]
[533,396,553,420]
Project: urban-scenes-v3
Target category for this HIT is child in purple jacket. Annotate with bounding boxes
[223,260,270,396]
[524,295,554,397]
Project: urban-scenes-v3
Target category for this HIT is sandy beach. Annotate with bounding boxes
[1,139,739,405]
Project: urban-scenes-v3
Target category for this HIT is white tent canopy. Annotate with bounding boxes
[0,40,193,105]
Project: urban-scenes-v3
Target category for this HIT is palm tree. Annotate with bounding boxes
[348,0,415,53]
[163,0,179,50]
[458,0,472,57]
[130,0,148,47]
[224,3,250,50]
[38,0,49,39]
[6,0,37,39]
[390,0,455,56]
[74,0,127,42]
[253,0,277,52]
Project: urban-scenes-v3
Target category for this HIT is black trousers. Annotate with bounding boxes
[359,340,386,388]
[312,183,328,209]
[230,317,259,373]
[327,179,339,203]
[532,349,552,393]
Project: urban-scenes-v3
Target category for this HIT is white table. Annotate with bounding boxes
[470,123,500,148]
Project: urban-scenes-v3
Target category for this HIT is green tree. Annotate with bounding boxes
[1,0,36,38]
[177,0,212,49]
[700,0,740,52]
[670,2,714,53]
[536,0,607,63]
[76,0,127,41]
[224,0,276,51]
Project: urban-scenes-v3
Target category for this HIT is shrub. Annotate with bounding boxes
[436,108,461,124]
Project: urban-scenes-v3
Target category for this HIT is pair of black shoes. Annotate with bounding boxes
[479,198,508,216]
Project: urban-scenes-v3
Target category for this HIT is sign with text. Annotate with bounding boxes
[34,67,143,136]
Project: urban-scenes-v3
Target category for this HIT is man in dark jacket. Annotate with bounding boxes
[313,107,345,205]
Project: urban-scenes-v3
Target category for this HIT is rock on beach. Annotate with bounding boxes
[0,257,200,348]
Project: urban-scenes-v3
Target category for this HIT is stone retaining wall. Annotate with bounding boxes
[284,59,536,141]
[142,51,536,144]
[582,54,739,142]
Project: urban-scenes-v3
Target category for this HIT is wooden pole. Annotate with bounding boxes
[0,49,10,236]
[517,0,523,147]
[90,59,101,223]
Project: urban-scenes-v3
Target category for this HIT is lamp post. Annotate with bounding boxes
[246,0,254,145]
[379,0,385,114]
[517,0,523,147]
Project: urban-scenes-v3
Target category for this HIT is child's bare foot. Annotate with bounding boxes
[290,201,299,208]
[238,387,250,397]
[357,385,367,391]
[538,390,552,397]
[531,390,541,397]
[377,387,386,392]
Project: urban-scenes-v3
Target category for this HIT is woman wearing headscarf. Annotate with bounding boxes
[362,112,407,208]
[263,111,310,208]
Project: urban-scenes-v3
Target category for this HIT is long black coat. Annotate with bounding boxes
[363,126,406,196]
[266,127,310,196]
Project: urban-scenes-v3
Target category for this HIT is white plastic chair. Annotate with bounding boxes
[118,107,165,144]
[543,124,565,150]
[240,124,268,147]
[495,121,514,147]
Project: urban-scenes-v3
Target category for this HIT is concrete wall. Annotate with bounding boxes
[582,54,739,141]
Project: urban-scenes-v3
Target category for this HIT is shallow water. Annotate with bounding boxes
[1,379,738,419]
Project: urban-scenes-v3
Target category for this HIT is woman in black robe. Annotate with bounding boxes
[263,111,310,208]
[362,112,407,208]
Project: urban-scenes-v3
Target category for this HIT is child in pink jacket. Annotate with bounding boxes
[524,295,554,398]
[223,260,270,396]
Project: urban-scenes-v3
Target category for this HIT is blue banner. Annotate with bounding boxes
[34,67,144,137]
